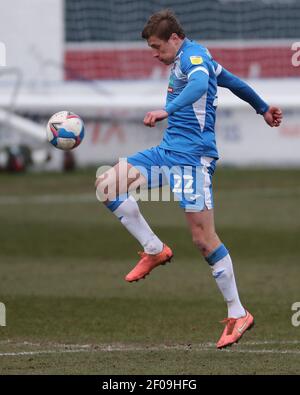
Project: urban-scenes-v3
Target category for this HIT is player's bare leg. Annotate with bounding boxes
[185,209,254,348]
[95,163,172,281]
[185,208,221,257]
[95,161,143,202]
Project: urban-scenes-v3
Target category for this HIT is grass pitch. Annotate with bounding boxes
[0,167,299,374]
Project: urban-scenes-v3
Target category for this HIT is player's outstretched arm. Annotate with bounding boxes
[215,63,268,114]
[214,61,282,126]
[144,70,208,127]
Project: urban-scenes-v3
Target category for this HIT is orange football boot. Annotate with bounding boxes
[217,310,254,349]
[125,244,173,282]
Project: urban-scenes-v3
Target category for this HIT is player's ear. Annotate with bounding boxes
[169,33,178,41]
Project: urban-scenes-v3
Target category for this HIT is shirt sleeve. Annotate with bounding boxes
[165,48,210,115]
[180,48,210,79]
[165,70,209,115]
[213,60,269,115]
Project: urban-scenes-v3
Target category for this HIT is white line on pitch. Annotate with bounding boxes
[0,348,300,357]
[0,341,300,357]
[0,194,96,205]
[1,340,300,349]
[0,187,300,206]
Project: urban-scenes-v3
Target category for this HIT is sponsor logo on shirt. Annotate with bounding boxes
[190,56,203,65]
[168,75,174,93]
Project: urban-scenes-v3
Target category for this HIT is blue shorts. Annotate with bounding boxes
[127,146,216,212]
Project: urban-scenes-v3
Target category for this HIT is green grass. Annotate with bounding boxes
[0,168,299,374]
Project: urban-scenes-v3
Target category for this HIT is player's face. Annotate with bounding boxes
[147,34,181,65]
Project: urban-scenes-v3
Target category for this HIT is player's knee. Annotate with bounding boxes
[95,176,105,198]
[95,174,118,203]
[95,176,102,190]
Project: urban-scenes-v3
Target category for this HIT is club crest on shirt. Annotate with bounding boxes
[190,56,203,65]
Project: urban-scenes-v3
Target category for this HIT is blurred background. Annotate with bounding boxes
[0,0,299,172]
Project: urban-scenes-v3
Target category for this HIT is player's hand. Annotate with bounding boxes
[263,106,283,127]
[143,110,168,127]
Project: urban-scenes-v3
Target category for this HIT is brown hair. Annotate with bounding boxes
[142,9,185,41]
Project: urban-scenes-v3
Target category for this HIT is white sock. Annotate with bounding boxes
[211,254,245,318]
[112,196,163,254]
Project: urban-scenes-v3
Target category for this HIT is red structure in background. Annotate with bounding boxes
[65,44,300,80]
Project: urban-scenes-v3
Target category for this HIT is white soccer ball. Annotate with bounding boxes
[46,111,85,150]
